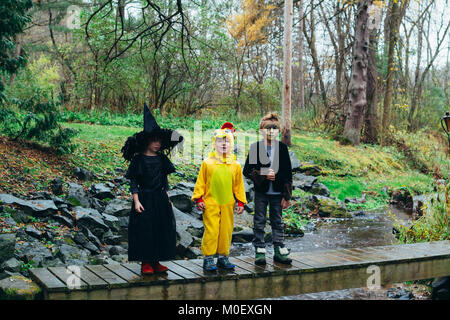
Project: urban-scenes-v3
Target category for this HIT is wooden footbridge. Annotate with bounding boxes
[29,240,450,300]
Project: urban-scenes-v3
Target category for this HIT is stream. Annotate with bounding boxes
[229,206,416,300]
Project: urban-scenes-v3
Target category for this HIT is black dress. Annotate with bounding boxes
[125,153,177,262]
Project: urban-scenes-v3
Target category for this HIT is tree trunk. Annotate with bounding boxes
[297,0,305,110]
[381,0,399,143]
[343,0,371,145]
[282,0,293,146]
[363,29,379,143]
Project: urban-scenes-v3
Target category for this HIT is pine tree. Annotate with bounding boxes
[0,0,33,102]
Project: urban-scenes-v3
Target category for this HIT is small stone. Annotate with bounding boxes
[0,275,42,300]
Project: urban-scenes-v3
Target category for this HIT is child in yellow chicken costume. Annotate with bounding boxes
[192,123,247,271]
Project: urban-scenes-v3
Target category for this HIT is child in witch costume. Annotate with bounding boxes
[192,123,247,271]
[121,104,183,275]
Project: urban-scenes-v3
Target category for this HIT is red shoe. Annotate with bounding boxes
[141,262,154,275]
[153,262,168,273]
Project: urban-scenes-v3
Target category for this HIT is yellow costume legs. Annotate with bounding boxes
[201,201,235,256]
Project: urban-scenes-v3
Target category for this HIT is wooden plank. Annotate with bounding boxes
[121,262,185,284]
[233,255,279,275]
[228,257,264,276]
[326,249,368,264]
[291,251,346,269]
[163,261,203,282]
[265,256,309,275]
[313,251,362,267]
[172,259,235,282]
[85,265,128,288]
[289,252,331,268]
[48,267,88,291]
[103,264,141,284]
[188,258,253,279]
[75,266,109,290]
[29,268,68,293]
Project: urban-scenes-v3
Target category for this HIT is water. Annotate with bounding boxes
[229,206,415,300]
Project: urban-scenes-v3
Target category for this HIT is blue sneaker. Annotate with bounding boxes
[217,256,235,270]
[203,257,217,271]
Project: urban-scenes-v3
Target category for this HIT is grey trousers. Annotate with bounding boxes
[253,191,284,248]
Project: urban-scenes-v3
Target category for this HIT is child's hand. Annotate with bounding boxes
[135,201,145,213]
[266,169,275,181]
[281,198,290,209]
[236,206,244,215]
[196,202,206,212]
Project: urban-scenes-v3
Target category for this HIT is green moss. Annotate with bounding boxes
[66,196,82,207]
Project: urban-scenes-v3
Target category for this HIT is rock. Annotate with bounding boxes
[109,246,127,256]
[169,188,193,213]
[52,214,75,228]
[88,183,115,200]
[73,232,100,254]
[102,213,120,232]
[298,163,324,176]
[352,210,365,217]
[29,191,53,200]
[306,195,350,218]
[289,151,302,172]
[74,207,109,238]
[386,287,414,300]
[345,194,367,204]
[3,217,16,227]
[67,183,90,208]
[243,178,254,202]
[14,240,54,268]
[103,198,131,217]
[189,207,203,220]
[390,187,413,212]
[244,202,254,213]
[292,173,317,190]
[113,176,128,185]
[103,231,122,245]
[0,233,16,264]
[303,222,316,232]
[50,177,64,196]
[173,207,204,232]
[0,275,42,300]
[431,276,450,300]
[57,243,88,264]
[56,243,89,265]
[110,254,127,263]
[0,194,57,217]
[79,227,102,249]
[90,198,106,213]
[73,167,95,181]
[309,183,330,197]
[232,227,254,243]
[1,258,21,273]
[25,226,43,240]
[10,210,30,224]
[117,216,129,241]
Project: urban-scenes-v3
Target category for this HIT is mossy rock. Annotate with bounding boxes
[0,275,42,300]
[298,164,325,176]
[66,196,82,207]
[306,195,351,218]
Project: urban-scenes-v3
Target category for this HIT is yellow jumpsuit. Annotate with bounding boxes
[192,155,247,257]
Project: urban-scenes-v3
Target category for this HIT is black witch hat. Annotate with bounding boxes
[121,104,183,161]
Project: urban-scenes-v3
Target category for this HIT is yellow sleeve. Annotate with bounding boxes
[233,163,247,204]
[192,161,207,201]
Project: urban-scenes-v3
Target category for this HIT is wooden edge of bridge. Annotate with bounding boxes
[28,240,450,300]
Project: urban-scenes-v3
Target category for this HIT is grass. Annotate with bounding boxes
[0,114,444,213]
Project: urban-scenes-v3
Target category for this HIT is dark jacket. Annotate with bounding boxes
[243,140,293,200]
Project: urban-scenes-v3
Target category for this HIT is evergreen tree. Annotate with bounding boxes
[0,0,33,102]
